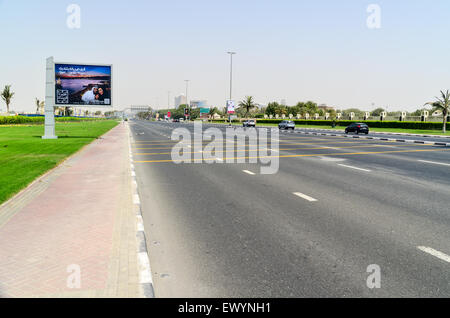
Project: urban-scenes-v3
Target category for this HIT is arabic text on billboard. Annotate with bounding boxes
[55,64,112,106]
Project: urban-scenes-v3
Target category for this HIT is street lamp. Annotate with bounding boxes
[227,52,236,125]
[168,91,171,109]
[185,80,190,121]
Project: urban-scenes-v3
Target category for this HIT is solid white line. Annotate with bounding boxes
[417,160,450,167]
[242,170,255,175]
[338,164,372,172]
[133,194,141,205]
[293,192,318,202]
[216,158,223,162]
[417,246,450,263]
[131,171,136,177]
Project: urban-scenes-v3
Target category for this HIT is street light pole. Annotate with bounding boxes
[185,80,190,121]
[168,91,171,109]
[227,52,236,126]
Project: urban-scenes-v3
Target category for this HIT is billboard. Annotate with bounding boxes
[226,100,235,114]
[55,63,112,106]
[190,100,208,109]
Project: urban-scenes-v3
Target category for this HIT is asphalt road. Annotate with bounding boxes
[130,120,450,297]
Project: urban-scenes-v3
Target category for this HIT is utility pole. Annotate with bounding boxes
[168,91,171,109]
[185,80,190,121]
[227,52,236,126]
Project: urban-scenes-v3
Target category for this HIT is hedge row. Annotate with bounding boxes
[210,119,448,130]
[0,116,105,125]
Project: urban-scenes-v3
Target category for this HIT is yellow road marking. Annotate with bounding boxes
[131,138,330,145]
[133,143,430,156]
[134,148,450,163]
[133,140,400,150]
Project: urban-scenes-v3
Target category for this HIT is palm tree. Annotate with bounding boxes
[208,107,219,121]
[238,96,257,118]
[425,90,450,133]
[1,85,14,113]
[35,98,45,114]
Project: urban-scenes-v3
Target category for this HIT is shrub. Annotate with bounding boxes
[0,116,106,125]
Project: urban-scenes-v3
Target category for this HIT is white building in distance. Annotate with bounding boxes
[174,94,187,108]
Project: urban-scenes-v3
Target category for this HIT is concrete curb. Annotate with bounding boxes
[127,122,155,298]
[294,127,450,139]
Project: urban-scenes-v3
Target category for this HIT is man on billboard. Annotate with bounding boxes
[81,86,98,103]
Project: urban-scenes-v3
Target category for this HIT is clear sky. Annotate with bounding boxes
[1,0,449,112]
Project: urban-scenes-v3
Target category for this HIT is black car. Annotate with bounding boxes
[243,120,256,127]
[345,123,369,134]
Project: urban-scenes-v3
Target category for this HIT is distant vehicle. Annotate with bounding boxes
[345,123,369,134]
[278,120,295,130]
[173,119,180,123]
[243,120,256,127]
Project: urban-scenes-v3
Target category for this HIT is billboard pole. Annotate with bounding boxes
[42,56,58,139]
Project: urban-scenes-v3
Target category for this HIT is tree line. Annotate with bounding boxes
[2,84,449,133]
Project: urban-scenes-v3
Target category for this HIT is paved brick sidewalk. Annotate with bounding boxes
[0,123,141,298]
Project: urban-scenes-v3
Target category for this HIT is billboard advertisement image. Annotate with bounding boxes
[226,100,235,114]
[55,63,112,106]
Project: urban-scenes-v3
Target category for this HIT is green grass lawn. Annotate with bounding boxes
[0,120,118,205]
[210,122,450,136]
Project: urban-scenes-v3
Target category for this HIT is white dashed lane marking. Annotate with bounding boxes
[418,246,450,263]
[242,170,255,175]
[293,192,318,202]
[417,160,450,167]
[337,164,372,172]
